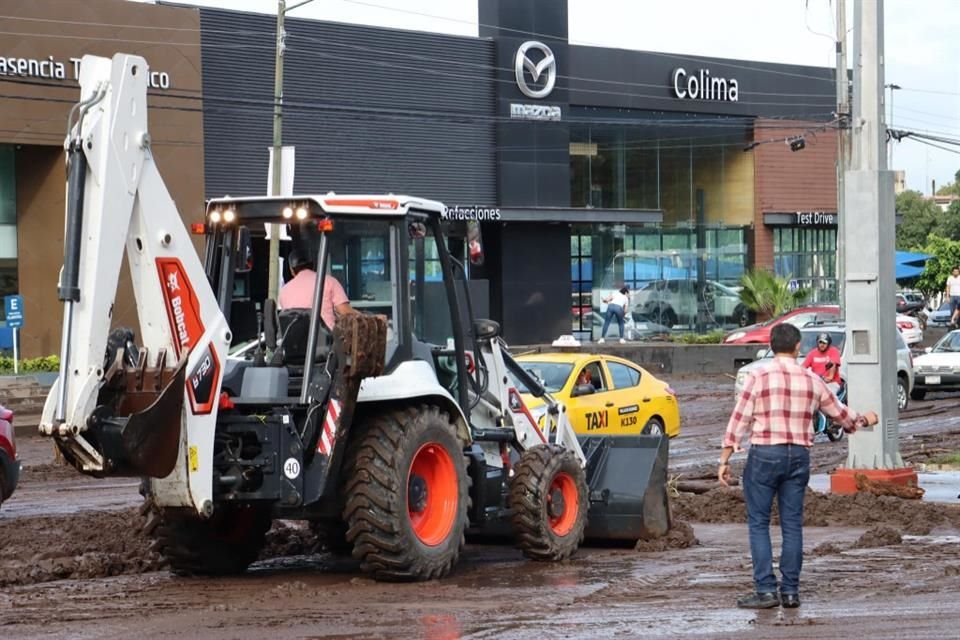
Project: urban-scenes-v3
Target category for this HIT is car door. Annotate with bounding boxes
[565,360,615,434]
[603,360,648,434]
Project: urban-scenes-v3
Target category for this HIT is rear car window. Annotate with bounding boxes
[607,362,641,388]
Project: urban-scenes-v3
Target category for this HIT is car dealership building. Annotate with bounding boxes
[2,0,842,354]
[197,0,841,344]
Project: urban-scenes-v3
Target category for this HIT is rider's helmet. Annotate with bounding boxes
[817,332,832,347]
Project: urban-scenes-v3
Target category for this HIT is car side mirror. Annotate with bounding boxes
[925,347,932,354]
[571,383,595,397]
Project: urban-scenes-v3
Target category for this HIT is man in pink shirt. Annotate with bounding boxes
[278,250,354,330]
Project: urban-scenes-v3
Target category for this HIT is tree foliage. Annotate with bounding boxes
[934,169,960,196]
[895,190,941,250]
[737,269,811,320]
[914,235,960,295]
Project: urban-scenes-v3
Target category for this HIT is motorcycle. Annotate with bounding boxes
[814,366,847,442]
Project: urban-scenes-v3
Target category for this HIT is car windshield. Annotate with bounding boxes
[932,332,960,353]
[513,361,574,393]
[939,301,952,312]
[799,331,845,356]
[757,330,846,359]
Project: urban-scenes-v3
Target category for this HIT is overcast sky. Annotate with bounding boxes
[139,0,960,194]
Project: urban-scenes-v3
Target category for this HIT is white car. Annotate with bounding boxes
[896,313,923,346]
[911,330,960,400]
[630,279,748,328]
[735,324,915,411]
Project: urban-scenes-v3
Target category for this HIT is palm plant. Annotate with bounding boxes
[737,269,810,320]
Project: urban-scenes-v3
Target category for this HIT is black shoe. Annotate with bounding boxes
[781,593,801,608]
[736,592,780,609]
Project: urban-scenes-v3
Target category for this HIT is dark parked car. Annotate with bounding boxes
[0,404,17,511]
[896,292,926,315]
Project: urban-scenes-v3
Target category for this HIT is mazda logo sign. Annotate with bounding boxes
[514,41,556,99]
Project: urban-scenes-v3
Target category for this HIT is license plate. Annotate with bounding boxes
[925,376,941,385]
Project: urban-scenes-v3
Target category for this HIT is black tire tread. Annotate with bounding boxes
[342,404,469,582]
[509,444,588,562]
[141,497,271,576]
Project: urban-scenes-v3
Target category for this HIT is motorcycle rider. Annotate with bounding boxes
[802,333,842,391]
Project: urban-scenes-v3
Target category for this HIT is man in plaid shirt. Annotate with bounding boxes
[719,323,877,609]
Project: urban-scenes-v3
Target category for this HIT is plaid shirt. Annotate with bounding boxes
[724,356,864,449]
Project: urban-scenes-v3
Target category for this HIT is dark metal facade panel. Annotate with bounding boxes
[568,45,837,120]
[198,8,496,204]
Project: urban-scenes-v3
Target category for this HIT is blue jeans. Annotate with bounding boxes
[601,303,625,338]
[742,444,810,595]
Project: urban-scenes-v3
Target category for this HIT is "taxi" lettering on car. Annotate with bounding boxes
[586,410,608,430]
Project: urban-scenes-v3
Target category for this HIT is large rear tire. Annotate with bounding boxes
[142,499,271,576]
[343,405,469,581]
[509,444,588,562]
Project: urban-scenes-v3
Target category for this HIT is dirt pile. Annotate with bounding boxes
[260,521,321,559]
[673,488,960,535]
[853,526,903,548]
[0,508,164,587]
[634,520,699,552]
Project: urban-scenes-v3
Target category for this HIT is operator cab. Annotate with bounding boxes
[201,195,478,408]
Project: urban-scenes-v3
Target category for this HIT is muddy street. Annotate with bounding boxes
[3,375,960,638]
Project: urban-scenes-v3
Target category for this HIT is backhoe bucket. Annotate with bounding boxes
[61,353,187,478]
[581,434,670,541]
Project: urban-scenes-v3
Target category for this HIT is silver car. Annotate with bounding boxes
[734,324,915,411]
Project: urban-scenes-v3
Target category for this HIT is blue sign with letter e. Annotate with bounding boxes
[4,294,23,328]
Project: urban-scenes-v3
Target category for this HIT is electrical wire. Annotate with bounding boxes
[8,5,960,103]
[0,8,845,92]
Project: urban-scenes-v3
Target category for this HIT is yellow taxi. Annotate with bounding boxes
[514,352,680,438]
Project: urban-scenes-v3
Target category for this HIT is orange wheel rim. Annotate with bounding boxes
[407,442,458,546]
[547,471,579,536]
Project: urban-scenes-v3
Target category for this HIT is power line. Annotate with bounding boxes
[340,0,839,84]
[0,7,841,88]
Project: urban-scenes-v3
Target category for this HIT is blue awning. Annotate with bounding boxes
[896,251,931,266]
[896,263,926,280]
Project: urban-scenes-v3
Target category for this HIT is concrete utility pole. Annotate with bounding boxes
[268,0,314,301]
[833,0,916,491]
[835,0,849,309]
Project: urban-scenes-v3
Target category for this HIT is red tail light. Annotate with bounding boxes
[190,223,207,235]
[896,321,912,330]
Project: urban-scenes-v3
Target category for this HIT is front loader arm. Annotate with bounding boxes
[39,54,229,515]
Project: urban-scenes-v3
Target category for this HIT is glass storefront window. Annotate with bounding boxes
[570,224,749,340]
[773,227,838,302]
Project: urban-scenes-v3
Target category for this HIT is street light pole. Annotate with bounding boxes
[268,0,316,302]
[885,83,901,170]
[267,0,286,302]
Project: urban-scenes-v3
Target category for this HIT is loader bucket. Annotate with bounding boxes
[580,434,670,542]
[89,356,187,478]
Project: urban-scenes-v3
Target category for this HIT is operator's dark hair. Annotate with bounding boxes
[287,249,314,274]
[770,323,801,355]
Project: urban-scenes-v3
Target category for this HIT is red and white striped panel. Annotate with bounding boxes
[317,398,341,456]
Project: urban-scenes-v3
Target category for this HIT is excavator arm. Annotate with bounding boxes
[39,54,229,515]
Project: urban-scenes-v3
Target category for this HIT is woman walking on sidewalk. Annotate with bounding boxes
[599,285,629,343]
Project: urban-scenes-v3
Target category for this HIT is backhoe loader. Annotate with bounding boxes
[40,54,670,581]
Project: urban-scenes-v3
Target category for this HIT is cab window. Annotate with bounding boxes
[607,362,641,388]
[575,361,608,392]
